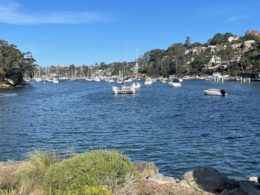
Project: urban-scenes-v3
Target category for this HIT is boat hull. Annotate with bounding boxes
[168,82,181,87]
[112,86,136,95]
[204,89,227,96]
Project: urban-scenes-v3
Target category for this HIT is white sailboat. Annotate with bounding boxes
[112,45,136,95]
[168,58,182,87]
[133,47,141,89]
[144,79,153,85]
[168,78,181,87]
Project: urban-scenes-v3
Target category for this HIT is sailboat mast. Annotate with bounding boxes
[135,47,139,75]
[121,42,124,79]
[175,58,178,78]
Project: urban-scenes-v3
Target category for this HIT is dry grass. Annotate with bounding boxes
[14,150,59,195]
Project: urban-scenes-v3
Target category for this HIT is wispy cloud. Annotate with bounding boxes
[224,15,251,24]
[0,1,110,25]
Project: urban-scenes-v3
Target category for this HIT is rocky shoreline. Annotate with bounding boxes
[0,79,29,89]
[1,161,259,195]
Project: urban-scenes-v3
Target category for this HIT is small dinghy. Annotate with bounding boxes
[204,88,227,96]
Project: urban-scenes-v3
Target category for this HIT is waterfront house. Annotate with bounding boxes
[244,40,256,48]
[228,36,239,43]
[231,43,242,49]
[246,30,260,38]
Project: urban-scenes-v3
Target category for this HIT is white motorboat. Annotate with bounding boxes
[168,79,181,87]
[204,88,227,96]
[124,78,133,83]
[52,78,59,84]
[160,78,167,83]
[144,78,153,85]
[132,82,141,89]
[93,77,101,82]
[112,85,136,95]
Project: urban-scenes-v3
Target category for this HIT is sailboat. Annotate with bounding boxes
[112,46,136,95]
[168,58,182,87]
[132,48,142,89]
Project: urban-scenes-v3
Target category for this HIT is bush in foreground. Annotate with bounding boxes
[44,149,136,194]
[14,150,59,194]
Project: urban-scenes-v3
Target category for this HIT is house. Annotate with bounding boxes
[206,55,221,70]
[208,45,217,52]
[191,47,200,54]
[228,36,239,43]
[246,30,260,38]
[244,40,256,48]
[185,49,191,55]
[209,55,221,64]
[231,43,242,49]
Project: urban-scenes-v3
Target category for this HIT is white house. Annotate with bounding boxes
[209,55,221,64]
[244,40,256,48]
[228,36,239,43]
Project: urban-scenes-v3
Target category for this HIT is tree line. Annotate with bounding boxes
[1,30,259,84]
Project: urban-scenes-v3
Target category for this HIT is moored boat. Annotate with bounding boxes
[168,78,181,87]
[204,88,227,96]
[132,82,141,89]
[112,85,136,95]
[144,78,153,85]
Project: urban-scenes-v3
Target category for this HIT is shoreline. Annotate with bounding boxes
[1,159,259,195]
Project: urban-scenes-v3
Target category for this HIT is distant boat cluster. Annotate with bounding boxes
[28,72,260,97]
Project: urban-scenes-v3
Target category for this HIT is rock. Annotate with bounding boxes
[179,179,191,188]
[147,173,176,184]
[4,67,25,86]
[182,167,238,193]
[6,79,15,86]
[249,176,259,183]
[135,162,159,179]
[237,181,260,195]
[0,83,12,88]
[221,181,260,195]
[221,187,247,195]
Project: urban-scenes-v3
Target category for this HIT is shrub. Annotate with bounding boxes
[44,150,135,194]
[47,186,112,195]
[14,150,58,194]
[84,186,112,195]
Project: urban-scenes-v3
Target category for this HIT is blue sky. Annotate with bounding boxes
[0,0,259,66]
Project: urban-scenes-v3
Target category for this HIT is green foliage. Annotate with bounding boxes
[44,150,135,194]
[14,150,59,194]
[208,32,234,45]
[0,39,36,84]
[47,186,112,195]
[0,189,13,195]
[184,36,191,48]
[84,186,112,195]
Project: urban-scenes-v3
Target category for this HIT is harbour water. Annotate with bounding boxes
[0,80,259,179]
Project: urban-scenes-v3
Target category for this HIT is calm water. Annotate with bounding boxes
[0,80,260,179]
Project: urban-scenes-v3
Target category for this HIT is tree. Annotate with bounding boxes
[0,39,36,85]
[184,36,191,48]
[208,32,234,45]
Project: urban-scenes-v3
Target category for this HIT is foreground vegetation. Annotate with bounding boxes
[0,150,137,195]
[0,150,259,195]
